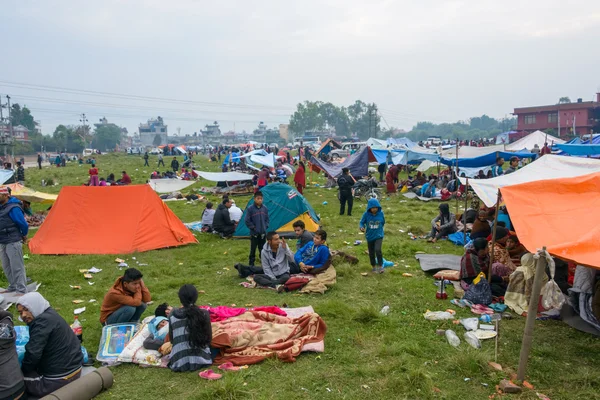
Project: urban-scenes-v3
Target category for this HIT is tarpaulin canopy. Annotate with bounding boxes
[555,144,600,156]
[371,149,405,165]
[440,149,535,168]
[366,138,388,149]
[0,170,14,185]
[28,185,197,255]
[249,153,276,168]
[372,148,439,166]
[460,154,600,207]
[387,137,416,148]
[495,131,517,145]
[2,183,58,204]
[309,146,376,178]
[502,172,600,270]
[234,183,319,237]
[316,138,342,154]
[148,179,196,193]
[194,170,254,182]
[505,130,565,151]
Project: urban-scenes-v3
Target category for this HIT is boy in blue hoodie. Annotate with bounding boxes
[294,229,330,274]
[359,198,385,274]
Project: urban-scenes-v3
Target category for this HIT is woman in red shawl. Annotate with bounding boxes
[385,168,396,193]
[294,161,306,194]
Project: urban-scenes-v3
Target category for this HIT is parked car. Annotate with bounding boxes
[330,142,367,159]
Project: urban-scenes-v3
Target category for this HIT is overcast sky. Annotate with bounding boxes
[1,0,599,137]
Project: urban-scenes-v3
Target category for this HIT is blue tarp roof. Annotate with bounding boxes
[555,144,600,156]
[440,151,536,168]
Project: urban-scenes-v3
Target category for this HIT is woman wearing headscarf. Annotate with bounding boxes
[428,203,457,243]
[505,253,548,316]
[488,226,517,278]
[16,293,82,398]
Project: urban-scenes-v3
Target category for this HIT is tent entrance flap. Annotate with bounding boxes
[278,213,320,233]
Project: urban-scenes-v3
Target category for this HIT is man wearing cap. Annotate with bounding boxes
[504,156,519,175]
[0,186,28,295]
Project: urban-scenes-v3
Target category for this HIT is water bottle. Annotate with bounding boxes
[480,314,492,323]
[71,316,83,343]
[445,330,460,347]
[380,306,390,315]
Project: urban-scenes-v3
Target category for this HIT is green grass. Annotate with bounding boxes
[9,153,600,399]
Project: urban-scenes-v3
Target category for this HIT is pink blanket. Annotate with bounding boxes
[200,305,286,322]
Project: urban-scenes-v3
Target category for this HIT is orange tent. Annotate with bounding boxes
[501,171,600,270]
[29,185,198,255]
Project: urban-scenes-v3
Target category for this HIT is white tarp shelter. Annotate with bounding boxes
[505,130,565,151]
[148,179,196,193]
[194,171,254,182]
[441,144,506,159]
[416,160,438,172]
[459,155,600,207]
[366,138,388,149]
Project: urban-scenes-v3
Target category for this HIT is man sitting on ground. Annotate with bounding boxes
[294,229,331,274]
[118,170,132,185]
[213,198,236,238]
[253,232,294,290]
[100,268,151,325]
[293,220,314,251]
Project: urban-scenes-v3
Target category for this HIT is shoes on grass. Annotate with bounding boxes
[199,369,222,380]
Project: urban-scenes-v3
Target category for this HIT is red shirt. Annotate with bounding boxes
[89,168,98,176]
[121,174,132,184]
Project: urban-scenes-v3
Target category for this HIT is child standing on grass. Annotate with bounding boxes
[359,198,385,274]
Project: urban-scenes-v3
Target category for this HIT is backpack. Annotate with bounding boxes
[284,276,310,292]
[462,273,492,305]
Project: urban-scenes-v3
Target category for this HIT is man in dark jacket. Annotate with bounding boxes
[171,157,180,173]
[37,153,43,169]
[143,152,150,167]
[17,293,82,398]
[337,168,354,216]
[244,191,269,266]
[213,198,236,238]
[0,309,24,400]
[16,162,25,184]
[0,187,28,295]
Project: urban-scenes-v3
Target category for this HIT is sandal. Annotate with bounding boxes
[199,369,222,380]
[218,362,241,371]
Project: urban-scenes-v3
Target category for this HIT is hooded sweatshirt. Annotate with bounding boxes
[100,277,151,323]
[260,241,294,279]
[294,241,330,271]
[360,198,385,242]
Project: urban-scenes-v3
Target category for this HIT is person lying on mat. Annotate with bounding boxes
[100,268,151,325]
[294,229,330,274]
[154,302,173,318]
[143,316,170,351]
[17,293,82,398]
[253,232,295,290]
[162,284,212,372]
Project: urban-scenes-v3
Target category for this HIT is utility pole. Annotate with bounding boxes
[6,95,13,159]
[80,113,88,150]
[368,105,372,139]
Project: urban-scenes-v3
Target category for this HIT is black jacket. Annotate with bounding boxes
[22,308,83,378]
[337,174,354,194]
[171,159,180,170]
[212,204,234,232]
[0,310,23,399]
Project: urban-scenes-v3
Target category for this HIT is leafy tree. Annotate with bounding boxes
[153,134,163,146]
[53,125,84,153]
[347,100,380,139]
[558,97,571,104]
[289,101,325,136]
[9,104,36,130]
[93,124,122,151]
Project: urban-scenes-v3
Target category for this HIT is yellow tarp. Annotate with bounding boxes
[2,183,58,204]
[277,212,320,233]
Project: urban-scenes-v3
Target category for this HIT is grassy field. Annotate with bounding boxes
[8,153,600,400]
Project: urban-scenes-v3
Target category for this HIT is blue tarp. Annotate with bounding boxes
[440,151,536,168]
[387,137,416,148]
[310,146,374,178]
[371,148,439,165]
[555,144,600,156]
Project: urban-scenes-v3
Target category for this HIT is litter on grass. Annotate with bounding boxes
[74,307,86,315]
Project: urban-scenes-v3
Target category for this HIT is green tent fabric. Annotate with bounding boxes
[234,183,320,237]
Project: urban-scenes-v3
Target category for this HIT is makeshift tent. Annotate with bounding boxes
[387,137,416,148]
[502,171,600,269]
[2,183,58,204]
[234,183,319,237]
[0,170,14,185]
[222,152,241,165]
[316,138,342,155]
[495,131,517,145]
[365,138,387,149]
[505,130,565,152]
[440,147,535,168]
[194,171,254,182]
[555,144,600,156]
[309,146,376,178]
[148,179,196,193]
[371,149,406,165]
[416,160,438,172]
[28,185,197,255]
[173,146,188,155]
[460,155,600,207]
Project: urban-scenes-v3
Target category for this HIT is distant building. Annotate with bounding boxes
[513,93,600,137]
[254,121,281,144]
[279,124,289,141]
[0,125,29,142]
[200,121,222,145]
[139,117,168,146]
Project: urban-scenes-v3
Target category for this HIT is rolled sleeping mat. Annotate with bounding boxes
[41,367,113,400]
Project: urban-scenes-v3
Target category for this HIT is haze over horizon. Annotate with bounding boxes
[2,0,599,136]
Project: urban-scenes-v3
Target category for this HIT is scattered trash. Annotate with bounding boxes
[89,299,96,303]
[132,257,136,260]
[479,324,495,331]
[88,282,95,286]
[472,329,497,340]
[88,267,102,274]
[499,380,521,394]
[72,300,84,304]
[115,258,124,263]
[360,272,368,277]
[23,254,30,260]
[79,269,88,273]
[464,332,481,349]
[398,229,405,233]
[74,307,86,315]
[380,305,390,315]
[179,263,183,265]
[424,310,456,320]
[435,329,446,336]
[402,273,413,277]
[523,381,534,390]
[198,290,206,294]
[463,378,470,382]
[460,318,479,331]
[536,393,550,400]
[481,383,489,388]
[480,314,493,323]
[445,330,460,347]
[361,385,370,390]
[138,263,148,266]
[501,312,513,320]
[69,285,81,290]
[322,201,328,205]
[223,252,228,255]
[118,262,128,268]
[354,240,362,246]
[488,361,503,371]
[83,274,93,279]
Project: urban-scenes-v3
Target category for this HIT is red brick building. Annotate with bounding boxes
[513,93,600,137]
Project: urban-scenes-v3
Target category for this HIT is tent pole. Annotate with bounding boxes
[455,138,459,214]
[487,190,501,281]
[517,247,548,381]
[462,178,469,244]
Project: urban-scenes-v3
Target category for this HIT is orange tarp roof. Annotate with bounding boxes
[501,171,600,270]
[29,185,197,255]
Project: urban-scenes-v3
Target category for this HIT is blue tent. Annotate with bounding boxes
[440,150,536,168]
[555,144,600,156]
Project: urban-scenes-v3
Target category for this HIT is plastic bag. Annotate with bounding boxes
[460,318,479,331]
[445,330,460,347]
[541,279,565,310]
[424,310,456,321]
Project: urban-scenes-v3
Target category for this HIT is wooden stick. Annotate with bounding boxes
[487,191,501,281]
[463,178,469,244]
[517,248,548,381]
[455,139,460,214]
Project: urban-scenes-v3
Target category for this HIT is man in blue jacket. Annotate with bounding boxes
[294,229,330,274]
[244,191,269,266]
[0,187,28,295]
[359,198,386,273]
